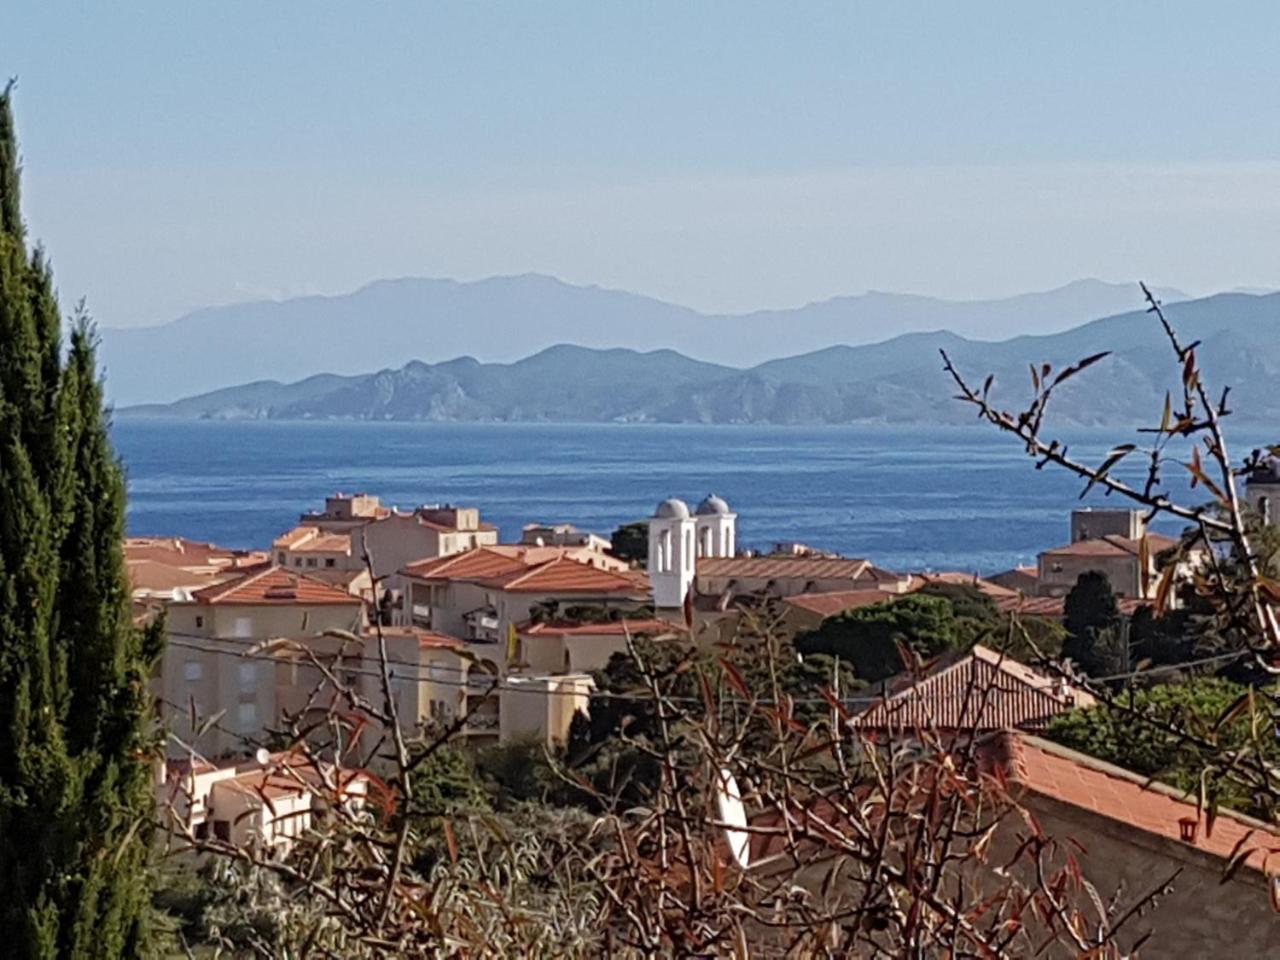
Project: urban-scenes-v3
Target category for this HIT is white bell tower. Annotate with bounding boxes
[694,494,736,558]
[648,498,696,610]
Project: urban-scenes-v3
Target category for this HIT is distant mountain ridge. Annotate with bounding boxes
[121,290,1280,427]
[99,275,1185,405]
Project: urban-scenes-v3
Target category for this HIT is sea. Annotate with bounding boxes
[110,419,1277,576]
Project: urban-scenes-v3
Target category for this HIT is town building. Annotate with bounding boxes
[1245,452,1280,523]
[158,749,369,851]
[389,546,650,743]
[158,565,365,758]
[990,510,1190,600]
[745,731,1280,957]
[124,536,267,601]
[851,644,1096,732]
[279,493,499,578]
[520,522,612,552]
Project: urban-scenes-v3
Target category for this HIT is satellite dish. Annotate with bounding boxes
[254,747,271,766]
[715,767,750,869]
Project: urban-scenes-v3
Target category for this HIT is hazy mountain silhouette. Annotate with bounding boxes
[121,290,1280,427]
[99,274,1184,405]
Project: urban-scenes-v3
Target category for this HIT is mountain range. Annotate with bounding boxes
[99,275,1185,406]
[121,290,1280,427]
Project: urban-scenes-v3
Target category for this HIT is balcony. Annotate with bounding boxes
[410,603,432,628]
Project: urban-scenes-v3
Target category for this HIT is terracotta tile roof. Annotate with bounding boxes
[365,626,464,649]
[487,556,650,594]
[296,534,352,553]
[983,732,1280,876]
[124,536,266,570]
[696,556,902,583]
[909,571,1020,599]
[401,545,627,582]
[273,525,318,549]
[783,589,897,618]
[853,645,1096,732]
[126,559,236,594]
[191,565,363,606]
[991,595,1151,620]
[748,732,1280,879]
[1041,533,1179,559]
[993,595,1067,618]
[519,617,682,638]
[402,547,532,581]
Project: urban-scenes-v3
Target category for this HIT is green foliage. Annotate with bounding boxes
[565,630,860,806]
[608,520,649,567]
[794,594,964,684]
[0,88,161,957]
[916,581,998,621]
[1063,571,1121,676]
[412,742,491,817]
[1046,677,1279,816]
[474,738,573,809]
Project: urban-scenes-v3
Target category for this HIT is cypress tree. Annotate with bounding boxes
[0,82,162,958]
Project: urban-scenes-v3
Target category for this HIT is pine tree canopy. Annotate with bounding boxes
[0,81,163,959]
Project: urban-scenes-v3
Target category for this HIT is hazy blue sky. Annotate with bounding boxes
[4,2,1280,327]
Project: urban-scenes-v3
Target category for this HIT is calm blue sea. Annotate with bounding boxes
[110,420,1274,575]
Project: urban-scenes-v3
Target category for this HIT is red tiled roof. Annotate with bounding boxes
[488,556,649,594]
[297,534,351,553]
[126,559,236,593]
[983,732,1280,876]
[991,595,1151,620]
[1042,533,1179,559]
[402,547,531,581]
[909,571,1020,599]
[191,565,363,606]
[124,536,265,569]
[696,556,889,582]
[783,589,897,618]
[520,617,682,638]
[364,626,464,649]
[853,645,1096,732]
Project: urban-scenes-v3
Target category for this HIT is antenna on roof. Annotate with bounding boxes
[715,767,750,869]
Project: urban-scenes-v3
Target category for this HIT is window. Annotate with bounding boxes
[237,701,257,730]
[325,558,336,568]
[277,552,286,564]
[306,558,317,568]
[238,662,256,687]
[213,819,230,842]
[194,615,204,629]
[183,660,202,682]
[295,558,302,567]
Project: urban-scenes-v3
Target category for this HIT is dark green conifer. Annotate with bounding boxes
[0,81,161,959]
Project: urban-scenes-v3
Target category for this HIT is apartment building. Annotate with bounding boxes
[158,565,365,758]
[280,493,500,578]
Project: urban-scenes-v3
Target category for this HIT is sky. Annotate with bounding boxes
[4,1,1280,328]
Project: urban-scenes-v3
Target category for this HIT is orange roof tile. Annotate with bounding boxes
[984,732,1280,876]
[124,536,263,569]
[909,571,1020,598]
[783,589,897,618]
[697,556,902,583]
[487,556,650,594]
[520,617,682,638]
[191,565,363,606]
[402,547,532,581]
[1042,533,1179,559]
[293,533,352,553]
[854,646,1096,732]
[364,626,463,649]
